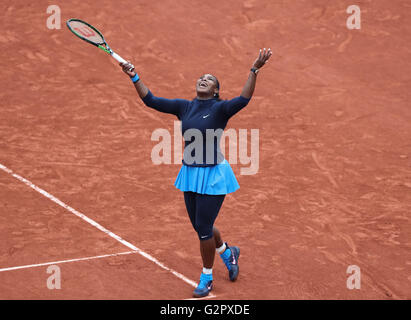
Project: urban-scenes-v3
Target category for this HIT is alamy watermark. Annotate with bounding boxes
[46,265,61,290]
[151,121,259,175]
[47,4,361,31]
[346,5,361,30]
[46,5,61,30]
[346,265,361,290]
[45,4,361,176]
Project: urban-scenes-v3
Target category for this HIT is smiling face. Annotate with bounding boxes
[196,74,219,99]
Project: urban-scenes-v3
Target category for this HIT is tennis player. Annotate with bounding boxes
[120,48,272,297]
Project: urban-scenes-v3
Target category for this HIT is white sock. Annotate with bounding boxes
[216,243,226,254]
[202,267,213,275]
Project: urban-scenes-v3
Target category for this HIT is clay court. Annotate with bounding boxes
[0,0,410,300]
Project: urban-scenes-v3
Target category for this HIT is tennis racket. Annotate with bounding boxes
[66,18,134,71]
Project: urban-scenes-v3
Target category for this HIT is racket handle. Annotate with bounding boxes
[111,51,128,65]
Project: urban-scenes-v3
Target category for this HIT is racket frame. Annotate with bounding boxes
[66,18,131,67]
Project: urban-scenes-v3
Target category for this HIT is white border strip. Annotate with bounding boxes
[0,251,138,272]
[0,163,198,288]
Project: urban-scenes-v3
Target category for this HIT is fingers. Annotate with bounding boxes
[261,48,272,61]
[264,48,272,62]
[256,48,272,67]
[120,62,133,68]
[119,62,136,77]
[120,62,135,74]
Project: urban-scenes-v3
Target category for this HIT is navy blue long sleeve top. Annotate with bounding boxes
[142,91,251,167]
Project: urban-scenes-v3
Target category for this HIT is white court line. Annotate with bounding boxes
[0,251,138,273]
[0,248,217,299]
[185,293,217,300]
[0,163,199,290]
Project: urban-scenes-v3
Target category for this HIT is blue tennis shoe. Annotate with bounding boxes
[193,273,213,298]
[220,243,240,281]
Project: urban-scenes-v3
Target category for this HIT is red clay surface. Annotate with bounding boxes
[1,0,410,299]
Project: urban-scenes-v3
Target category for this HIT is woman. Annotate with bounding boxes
[120,48,272,297]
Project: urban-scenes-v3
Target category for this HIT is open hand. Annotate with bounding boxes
[253,48,272,69]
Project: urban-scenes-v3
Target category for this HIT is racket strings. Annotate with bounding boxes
[67,20,104,45]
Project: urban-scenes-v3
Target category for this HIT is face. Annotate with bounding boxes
[196,74,219,98]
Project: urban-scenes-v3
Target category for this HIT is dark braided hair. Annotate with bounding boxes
[213,75,221,101]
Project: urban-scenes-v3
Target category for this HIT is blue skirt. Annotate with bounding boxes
[174,159,240,195]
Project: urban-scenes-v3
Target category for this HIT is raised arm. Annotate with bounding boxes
[240,48,272,99]
[119,62,188,117]
[120,62,149,99]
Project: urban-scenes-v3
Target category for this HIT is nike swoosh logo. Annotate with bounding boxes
[200,235,208,239]
[203,114,210,118]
